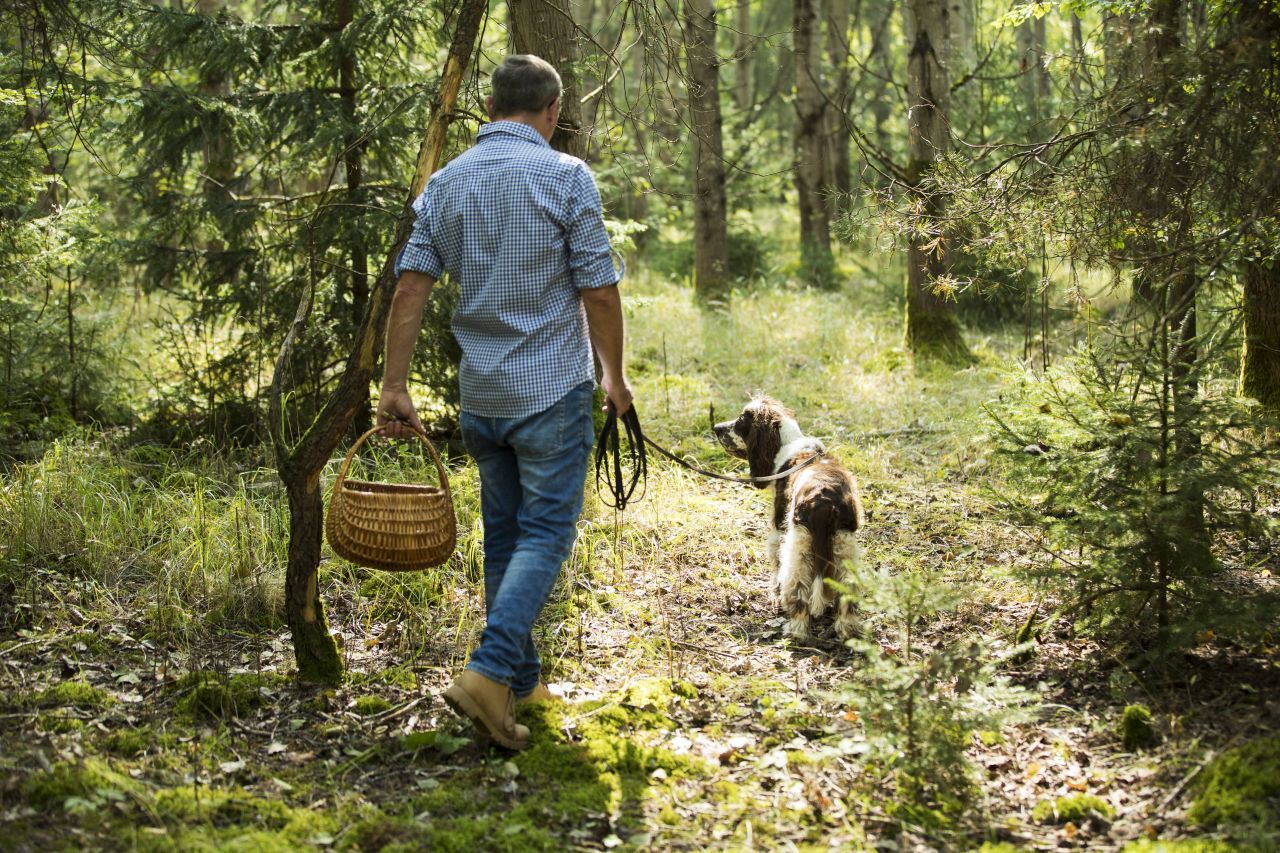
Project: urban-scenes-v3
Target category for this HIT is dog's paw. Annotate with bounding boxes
[784,617,811,641]
[834,614,861,641]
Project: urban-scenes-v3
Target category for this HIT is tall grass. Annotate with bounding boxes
[0,272,1021,671]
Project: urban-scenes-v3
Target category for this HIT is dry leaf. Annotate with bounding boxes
[1025,760,1042,780]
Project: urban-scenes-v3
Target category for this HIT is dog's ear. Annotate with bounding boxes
[745,408,782,487]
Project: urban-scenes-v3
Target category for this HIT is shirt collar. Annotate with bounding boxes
[477,120,552,148]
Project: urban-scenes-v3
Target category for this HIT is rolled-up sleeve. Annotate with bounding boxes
[564,164,623,290]
[395,188,445,278]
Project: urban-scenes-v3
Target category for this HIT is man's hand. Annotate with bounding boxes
[600,373,633,416]
[376,387,425,439]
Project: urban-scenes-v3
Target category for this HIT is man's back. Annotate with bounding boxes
[399,120,619,418]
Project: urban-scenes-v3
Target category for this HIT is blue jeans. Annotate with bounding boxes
[460,381,595,697]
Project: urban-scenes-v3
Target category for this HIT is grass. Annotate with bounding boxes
[0,265,1276,850]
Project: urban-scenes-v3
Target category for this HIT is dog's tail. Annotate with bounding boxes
[794,485,860,578]
[796,501,837,582]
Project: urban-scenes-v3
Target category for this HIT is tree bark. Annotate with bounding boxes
[867,0,895,179]
[1241,260,1280,413]
[904,0,968,361]
[794,0,834,283]
[735,0,752,113]
[684,0,731,300]
[270,0,488,685]
[825,0,851,203]
[510,0,587,159]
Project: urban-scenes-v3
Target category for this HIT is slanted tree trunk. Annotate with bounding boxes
[270,0,488,684]
[904,0,968,361]
[794,0,833,283]
[337,0,371,435]
[684,0,731,300]
[511,0,587,159]
[1241,260,1280,413]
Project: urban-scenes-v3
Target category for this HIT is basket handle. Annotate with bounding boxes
[333,421,452,499]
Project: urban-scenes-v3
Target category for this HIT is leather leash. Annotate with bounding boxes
[595,404,824,511]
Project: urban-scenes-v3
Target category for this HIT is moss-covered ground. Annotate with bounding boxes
[2,272,1277,850]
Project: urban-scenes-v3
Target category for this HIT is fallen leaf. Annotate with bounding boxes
[218,760,245,774]
[1025,760,1042,780]
[267,742,287,755]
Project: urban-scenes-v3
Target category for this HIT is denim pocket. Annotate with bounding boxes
[511,382,593,460]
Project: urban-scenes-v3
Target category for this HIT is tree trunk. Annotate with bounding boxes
[1016,19,1040,133]
[794,0,834,283]
[945,0,975,81]
[735,0,752,113]
[904,0,968,361]
[684,0,731,300]
[867,0,895,185]
[1241,260,1280,413]
[337,0,371,435]
[825,0,851,202]
[270,0,488,685]
[284,476,342,683]
[510,0,587,159]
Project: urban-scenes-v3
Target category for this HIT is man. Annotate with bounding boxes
[377,55,632,751]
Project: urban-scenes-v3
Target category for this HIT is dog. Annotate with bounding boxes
[714,396,863,640]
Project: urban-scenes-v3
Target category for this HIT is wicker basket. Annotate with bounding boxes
[325,422,457,571]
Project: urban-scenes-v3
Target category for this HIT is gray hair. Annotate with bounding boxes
[491,55,562,117]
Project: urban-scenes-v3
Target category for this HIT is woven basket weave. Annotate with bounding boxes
[326,423,457,571]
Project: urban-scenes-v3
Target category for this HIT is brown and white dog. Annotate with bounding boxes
[714,397,863,640]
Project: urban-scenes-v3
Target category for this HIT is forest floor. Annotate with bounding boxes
[1,277,1277,851]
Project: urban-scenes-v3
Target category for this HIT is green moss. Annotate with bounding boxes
[1031,794,1115,824]
[102,727,152,757]
[36,679,115,711]
[36,713,87,734]
[976,844,1023,853]
[351,665,418,691]
[1120,704,1158,751]
[22,758,142,809]
[1188,736,1280,833]
[176,672,289,721]
[154,787,291,830]
[352,695,393,716]
[1122,840,1237,853]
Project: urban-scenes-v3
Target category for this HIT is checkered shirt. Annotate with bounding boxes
[396,120,622,418]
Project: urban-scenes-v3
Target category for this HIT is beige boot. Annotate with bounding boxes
[443,670,530,751]
[516,683,560,705]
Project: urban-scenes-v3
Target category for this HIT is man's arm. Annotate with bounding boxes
[377,270,436,437]
[581,284,633,415]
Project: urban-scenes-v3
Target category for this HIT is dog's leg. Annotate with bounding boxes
[778,527,813,640]
[833,534,863,640]
[766,530,783,603]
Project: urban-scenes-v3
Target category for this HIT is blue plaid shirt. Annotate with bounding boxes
[396,121,622,418]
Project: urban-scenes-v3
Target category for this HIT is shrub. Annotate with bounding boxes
[986,331,1280,656]
[832,562,1036,823]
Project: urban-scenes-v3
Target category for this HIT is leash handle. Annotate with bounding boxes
[595,404,647,510]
